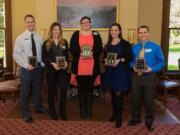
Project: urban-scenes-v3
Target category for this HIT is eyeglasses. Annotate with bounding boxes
[81,21,90,24]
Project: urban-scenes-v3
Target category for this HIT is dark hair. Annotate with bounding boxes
[137,25,149,32]
[107,23,123,45]
[80,16,91,24]
[24,14,35,21]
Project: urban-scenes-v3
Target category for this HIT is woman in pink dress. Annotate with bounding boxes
[70,16,103,119]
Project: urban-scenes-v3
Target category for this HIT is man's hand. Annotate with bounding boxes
[133,66,138,72]
[27,64,34,71]
[144,66,152,73]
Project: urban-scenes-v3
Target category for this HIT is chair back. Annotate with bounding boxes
[156,68,169,81]
[0,58,4,76]
[0,58,3,71]
[14,63,20,79]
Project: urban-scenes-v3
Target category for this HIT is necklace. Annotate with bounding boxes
[112,38,120,45]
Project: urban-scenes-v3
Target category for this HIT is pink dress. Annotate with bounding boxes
[78,33,94,76]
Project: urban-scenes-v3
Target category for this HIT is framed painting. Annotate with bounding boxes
[55,0,120,30]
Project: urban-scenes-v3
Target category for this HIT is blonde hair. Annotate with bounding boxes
[46,22,66,51]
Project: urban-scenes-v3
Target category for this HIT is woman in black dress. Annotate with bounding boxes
[104,23,132,128]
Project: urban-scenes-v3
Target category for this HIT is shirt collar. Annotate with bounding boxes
[25,30,35,36]
[140,40,149,46]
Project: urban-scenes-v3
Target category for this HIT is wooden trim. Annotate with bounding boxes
[161,0,169,71]
[5,0,13,72]
[161,0,171,71]
[161,0,180,78]
[169,28,180,30]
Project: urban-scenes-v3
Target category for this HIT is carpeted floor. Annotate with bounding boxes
[167,97,180,120]
[5,97,177,123]
[0,118,179,135]
[0,98,19,118]
[0,96,180,135]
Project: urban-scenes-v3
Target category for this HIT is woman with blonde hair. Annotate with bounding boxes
[42,22,68,121]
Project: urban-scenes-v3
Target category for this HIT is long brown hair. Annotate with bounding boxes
[46,22,66,51]
[107,23,123,46]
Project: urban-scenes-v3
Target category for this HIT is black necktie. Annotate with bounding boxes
[31,33,37,56]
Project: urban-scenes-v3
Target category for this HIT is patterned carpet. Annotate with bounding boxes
[0,97,180,135]
[167,97,180,120]
[0,118,179,135]
[0,98,19,118]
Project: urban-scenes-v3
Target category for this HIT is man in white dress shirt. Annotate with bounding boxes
[13,14,48,123]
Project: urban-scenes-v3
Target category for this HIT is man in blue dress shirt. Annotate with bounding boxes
[128,25,165,131]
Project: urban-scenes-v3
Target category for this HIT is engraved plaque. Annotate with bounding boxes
[56,56,66,69]
[81,45,91,57]
[106,53,117,66]
[28,56,37,68]
[135,58,146,71]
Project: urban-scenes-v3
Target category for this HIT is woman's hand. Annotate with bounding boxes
[105,58,120,67]
[113,59,121,67]
[120,58,125,62]
[113,58,125,67]
[80,51,93,59]
[104,58,108,66]
[51,62,60,70]
[65,61,68,68]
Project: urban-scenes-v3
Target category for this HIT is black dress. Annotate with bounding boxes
[104,39,132,91]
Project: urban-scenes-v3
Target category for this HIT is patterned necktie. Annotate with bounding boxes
[137,43,145,76]
[31,33,37,56]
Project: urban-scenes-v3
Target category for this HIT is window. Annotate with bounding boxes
[0,0,12,71]
[0,0,6,66]
[168,0,180,70]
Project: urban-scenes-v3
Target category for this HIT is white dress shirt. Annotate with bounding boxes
[13,30,44,69]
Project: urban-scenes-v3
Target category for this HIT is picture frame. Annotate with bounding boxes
[135,58,146,71]
[81,45,92,58]
[105,52,117,67]
[56,56,66,69]
[55,0,120,30]
[28,56,37,68]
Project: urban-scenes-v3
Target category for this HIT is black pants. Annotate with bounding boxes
[131,73,156,124]
[111,90,123,121]
[77,76,95,112]
[46,68,68,117]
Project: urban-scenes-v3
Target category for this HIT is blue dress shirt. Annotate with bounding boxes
[130,41,165,73]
